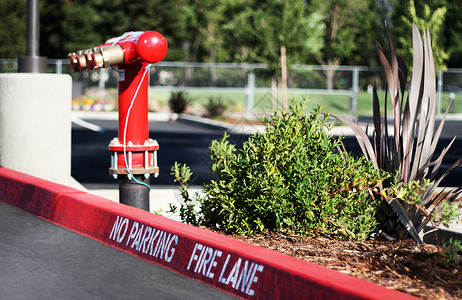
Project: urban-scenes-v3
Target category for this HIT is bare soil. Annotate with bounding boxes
[228,232,462,299]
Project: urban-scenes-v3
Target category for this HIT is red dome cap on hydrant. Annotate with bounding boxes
[136,31,168,63]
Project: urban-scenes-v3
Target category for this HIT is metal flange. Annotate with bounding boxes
[108,138,159,178]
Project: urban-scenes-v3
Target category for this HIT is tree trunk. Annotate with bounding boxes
[184,34,202,86]
[208,23,218,87]
[324,58,340,91]
[280,45,288,112]
[271,77,278,111]
[326,68,335,90]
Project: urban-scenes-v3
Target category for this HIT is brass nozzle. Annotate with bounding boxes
[69,45,124,72]
[92,45,125,69]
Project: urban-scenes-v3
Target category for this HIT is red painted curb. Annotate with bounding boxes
[0,167,419,300]
[0,167,84,219]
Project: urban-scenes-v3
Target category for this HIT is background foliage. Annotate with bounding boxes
[0,0,26,58]
[2,0,462,69]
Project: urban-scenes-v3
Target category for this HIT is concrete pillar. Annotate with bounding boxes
[0,73,85,190]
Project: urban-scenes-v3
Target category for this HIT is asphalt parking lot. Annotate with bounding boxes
[0,201,236,299]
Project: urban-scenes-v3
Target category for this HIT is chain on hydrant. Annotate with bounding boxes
[69,31,168,211]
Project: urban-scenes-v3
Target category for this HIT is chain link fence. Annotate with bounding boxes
[1,59,461,116]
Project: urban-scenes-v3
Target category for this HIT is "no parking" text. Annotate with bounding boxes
[109,216,178,263]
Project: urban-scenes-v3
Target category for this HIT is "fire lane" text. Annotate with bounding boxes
[187,242,264,296]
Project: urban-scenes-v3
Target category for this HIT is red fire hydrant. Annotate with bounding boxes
[69,31,168,211]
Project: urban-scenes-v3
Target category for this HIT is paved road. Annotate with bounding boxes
[72,119,247,188]
[72,118,462,188]
[0,201,236,300]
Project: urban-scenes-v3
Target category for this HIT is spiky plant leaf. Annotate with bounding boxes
[332,115,378,169]
[334,23,461,244]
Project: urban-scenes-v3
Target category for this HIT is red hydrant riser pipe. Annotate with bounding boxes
[118,62,149,145]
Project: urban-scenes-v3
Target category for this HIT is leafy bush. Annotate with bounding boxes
[334,23,462,243]
[171,100,387,241]
[169,162,200,226]
[205,96,227,118]
[168,91,190,114]
[437,238,462,268]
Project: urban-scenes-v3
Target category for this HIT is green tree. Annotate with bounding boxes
[181,0,227,63]
[0,0,26,58]
[306,0,383,89]
[347,1,390,66]
[223,0,308,68]
[94,0,187,61]
[39,0,187,59]
[7,0,459,70]
[392,0,448,71]
[441,1,462,68]
[222,0,309,109]
[179,0,231,85]
[41,0,102,58]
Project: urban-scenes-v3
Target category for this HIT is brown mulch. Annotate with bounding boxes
[228,232,462,299]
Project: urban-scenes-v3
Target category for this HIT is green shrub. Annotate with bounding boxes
[171,100,387,241]
[168,91,190,114]
[169,162,200,226]
[205,96,227,118]
[438,238,462,268]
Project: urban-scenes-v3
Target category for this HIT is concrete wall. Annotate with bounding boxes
[0,73,84,190]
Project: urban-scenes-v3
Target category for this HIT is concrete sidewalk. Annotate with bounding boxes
[89,187,203,222]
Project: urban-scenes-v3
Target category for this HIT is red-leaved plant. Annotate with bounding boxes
[335,23,462,244]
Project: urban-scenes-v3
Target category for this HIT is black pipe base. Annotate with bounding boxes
[18,56,47,73]
[119,175,150,211]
